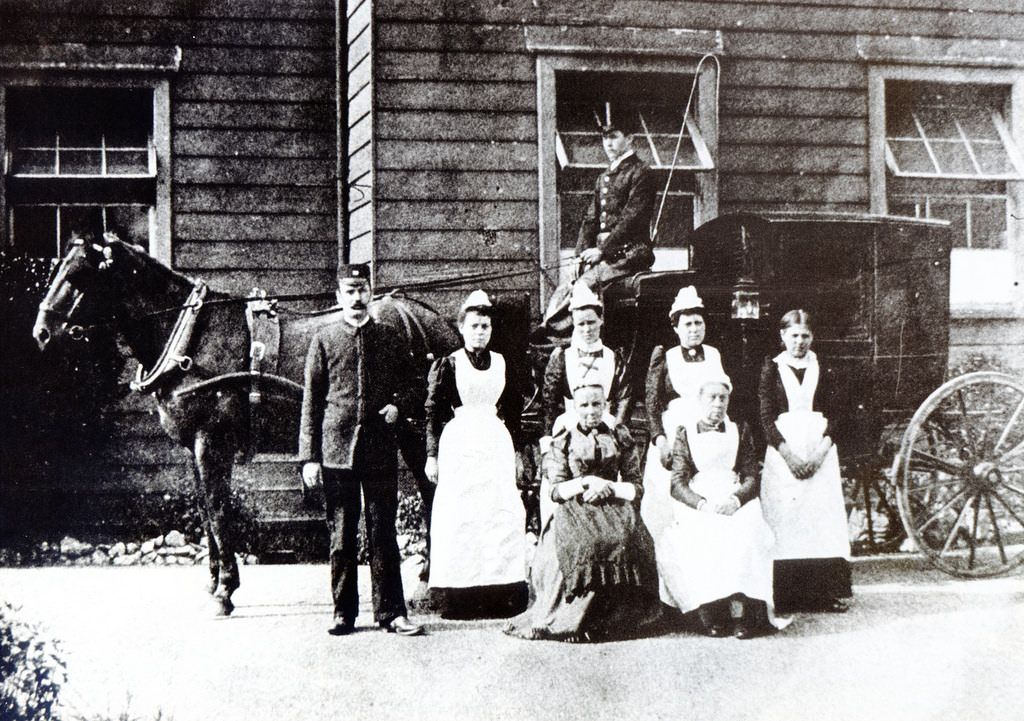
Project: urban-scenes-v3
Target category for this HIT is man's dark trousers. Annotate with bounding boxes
[323,466,407,626]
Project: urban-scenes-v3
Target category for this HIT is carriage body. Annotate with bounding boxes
[597,211,952,467]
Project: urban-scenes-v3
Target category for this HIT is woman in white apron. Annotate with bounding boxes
[758,309,851,613]
[640,287,725,599]
[539,282,630,527]
[425,290,527,619]
[657,375,779,639]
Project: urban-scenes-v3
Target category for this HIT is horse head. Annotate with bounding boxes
[32,232,141,350]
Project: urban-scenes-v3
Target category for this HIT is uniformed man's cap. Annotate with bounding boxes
[597,108,637,137]
[337,263,371,283]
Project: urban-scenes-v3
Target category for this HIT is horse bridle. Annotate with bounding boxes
[38,238,92,341]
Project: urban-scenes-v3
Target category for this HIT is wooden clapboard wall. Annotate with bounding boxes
[368,0,1022,317]
[0,0,338,539]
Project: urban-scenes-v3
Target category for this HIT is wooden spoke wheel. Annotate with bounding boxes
[893,372,1024,577]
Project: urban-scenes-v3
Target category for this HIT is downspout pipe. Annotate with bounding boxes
[336,0,350,265]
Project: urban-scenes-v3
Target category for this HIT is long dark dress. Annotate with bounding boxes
[505,421,659,642]
[758,354,852,611]
[425,348,527,619]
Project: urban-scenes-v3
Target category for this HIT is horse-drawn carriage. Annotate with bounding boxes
[526,211,1023,579]
[32,210,1024,610]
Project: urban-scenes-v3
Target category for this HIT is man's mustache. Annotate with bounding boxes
[352,302,368,310]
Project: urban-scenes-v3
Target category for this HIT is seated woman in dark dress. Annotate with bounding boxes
[505,384,659,642]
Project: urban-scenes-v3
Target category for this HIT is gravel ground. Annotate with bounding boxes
[2,557,1022,721]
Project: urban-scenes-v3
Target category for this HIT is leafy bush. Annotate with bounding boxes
[1,251,125,537]
[0,601,67,721]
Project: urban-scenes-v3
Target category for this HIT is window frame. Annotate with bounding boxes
[1,73,171,264]
[534,51,719,300]
[868,64,1024,317]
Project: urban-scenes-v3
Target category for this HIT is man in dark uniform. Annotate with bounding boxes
[540,117,656,336]
[299,263,425,637]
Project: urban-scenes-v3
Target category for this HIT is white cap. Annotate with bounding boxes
[569,282,603,312]
[460,288,492,313]
[698,372,733,394]
[669,285,704,321]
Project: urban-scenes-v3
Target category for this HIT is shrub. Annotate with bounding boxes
[0,601,67,721]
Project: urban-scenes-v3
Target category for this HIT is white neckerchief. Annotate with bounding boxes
[775,349,816,369]
[565,344,615,398]
[773,350,819,412]
[608,149,635,173]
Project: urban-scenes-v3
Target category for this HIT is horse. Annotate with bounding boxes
[32,232,461,615]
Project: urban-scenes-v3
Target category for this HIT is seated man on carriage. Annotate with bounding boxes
[538,110,657,339]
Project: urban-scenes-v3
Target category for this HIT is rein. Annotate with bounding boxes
[58,254,580,337]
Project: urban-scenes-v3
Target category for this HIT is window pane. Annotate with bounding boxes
[927,199,969,248]
[558,104,603,133]
[974,142,1016,176]
[885,81,1020,181]
[59,206,106,242]
[889,199,927,219]
[60,150,104,175]
[968,197,1008,249]
[917,112,958,139]
[559,133,606,166]
[952,110,999,140]
[560,192,591,250]
[930,140,975,175]
[650,193,694,248]
[11,207,58,257]
[104,205,152,243]
[889,139,935,173]
[887,111,920,138]
[651,135,700,168]
[637,106,684,134]
[10,149,58,175]
[106,150,151,175]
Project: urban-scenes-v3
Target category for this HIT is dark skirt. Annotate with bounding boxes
[505,499,660,642]
[773,557,852,612]
[430,582,529,620]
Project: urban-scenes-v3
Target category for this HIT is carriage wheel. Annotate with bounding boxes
[893,371,1024,577]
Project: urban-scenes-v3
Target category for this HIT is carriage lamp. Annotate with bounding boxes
[730,287,761,320]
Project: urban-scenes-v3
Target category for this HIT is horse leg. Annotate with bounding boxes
[396,419,433,583]
[188,454,221,595]
[193,430,239,616]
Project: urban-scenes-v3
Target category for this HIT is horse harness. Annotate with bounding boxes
[131,281,209,392]
[129,281,293,403]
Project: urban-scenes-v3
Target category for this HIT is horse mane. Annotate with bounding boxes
[108,237,196,291]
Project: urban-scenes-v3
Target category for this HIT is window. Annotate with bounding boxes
[1,46,175,262]
[554,71,714,255]
[529,27,721,295]
[867,60,1024,314]
[885,82,1023,250]
[4,87,157,257]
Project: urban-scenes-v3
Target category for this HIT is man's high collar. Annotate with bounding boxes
[607,149,636,173]
[341,314,371,332]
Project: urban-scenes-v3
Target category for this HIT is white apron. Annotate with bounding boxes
[641,344,725,570]
[657,420,776,616]
[760,356,851,561]
[551,344,618,436]
[429,350,526,588]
